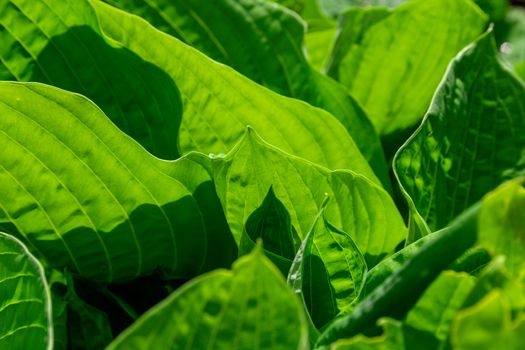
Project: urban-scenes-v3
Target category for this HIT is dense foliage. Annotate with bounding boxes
[0,0,524,349]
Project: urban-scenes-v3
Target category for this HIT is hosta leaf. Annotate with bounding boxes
[0,0,382,186]
[451,290,525,350]
[461,257,525,314]
[478,178,525,277]
[203,127,406,266]
[96,0,388,186]
[394,32,525,239]
[288,202,367,329]
[403,271,475,345]
[0,0,183,160]
[0,232,52,350]
[329,318,405,350]
[328,0,486,140]
[244,187,298,260]
[239,187,299,275]
[47,271,68,350]
[517,62,525,80]
[498,8,525,70]
[63,274,113,350]
[0,81,233,282]
[328,0,409,9]
[107,246,309,350]
[330,271,475,350]
[304,18,337,71]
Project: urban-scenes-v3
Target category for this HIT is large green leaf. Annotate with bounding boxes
[328,0,486,140]
[202,127,406,266]
[98,0,390,187]
[0,232,52,350]
[107,246,309,350]
[0,81,234,282]
[394,32,525,239]
[0,0,182,160]
[0,0,383,186]
[288,201,367,329]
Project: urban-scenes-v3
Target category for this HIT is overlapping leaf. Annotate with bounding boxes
[478,178,525,277]
[0,81,233,282]
[288,203,367,329]
[107,247,309,350]
[201,127,406,267]
[0,232,52,350]
[240,187,299,275]
[451,290,525,350]
[97,0,389,186]
[0,0,382,187]
[395,32,525,239]
[328,0,486,141]
[330,271,475,350]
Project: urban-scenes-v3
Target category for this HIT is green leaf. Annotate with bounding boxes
[330,271,475,350]
[394,32,525,239]
[474,0,508,23]
[0,0,183,160]
[239,187,300,275]
[325,0,409,10]
[206,127,406,266]
[0,0,384,184]
[97,0,390,187]
[451,290,525,350]
[106,246,309,350]
[329,318,405,350]
[461,257,525,315]
[288,201,367,329]
[47,271,68,350]
[0,232,52,350]
[315,202,480,348]
[498,8,525,67]
[478,178,525,277]
[403,271,475,344]
[0,81,232,282]
[517,61,525,80]
[328,0,486,139]
[304,18,337,71]
[244,187,298,260]
[63,274,113,350]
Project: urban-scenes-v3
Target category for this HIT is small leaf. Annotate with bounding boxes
[289,202,367,329]
[244,187,298,260]
[64,274,113,350]
[239,187,300,275]
[107,247,309,350]
[0,232,52,350]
